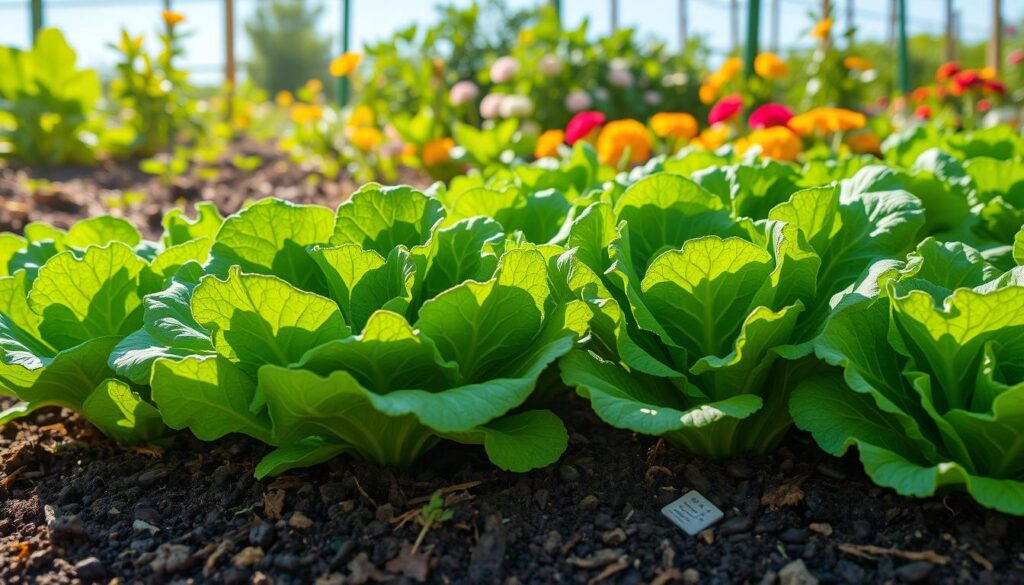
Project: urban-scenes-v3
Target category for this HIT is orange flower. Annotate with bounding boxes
[699,83,719,105]
[843,56,874,71]
[846,131,882,155]
[754,53,788,79]
[330,52,362,77]
[692,125,729,151]
[811,18,833,40]
[737,126,803,162]
[597,119,651,166]
[650,113,698,140]
[401,143,418,165]
[162,10,185,27]
[910,87,932,103]
[719,57,743,82]
[979,67,997,80]
[305,78,323,94]
[788,107,866,137]
[350,127,383,151]
[422,138,455,167]
[275,91,294,108]
[347,105,374,128]
[534,129,565,159]
[290,103,323,124]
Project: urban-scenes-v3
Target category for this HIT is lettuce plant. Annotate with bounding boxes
[791,240,1024,514]
[0,214,212,444]
[130,186,584,477]
[559,169,924,458]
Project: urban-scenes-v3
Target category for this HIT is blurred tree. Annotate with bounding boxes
[245,0,333,96]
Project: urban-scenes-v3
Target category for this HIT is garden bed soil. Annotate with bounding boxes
[0,142,432,239]
[2,395,1022,585]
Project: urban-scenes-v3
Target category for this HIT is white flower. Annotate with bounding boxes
[608,67,634,88]
[643,91,662,106]
[564,90,592,112]
[538,54,564,77]
[480,93,505,119]
[490,56,520,83]
[498,94,534,118]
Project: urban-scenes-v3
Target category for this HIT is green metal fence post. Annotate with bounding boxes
[552,0,561,26]
[897,0,909,94]
[744,0,760,78]
[339,0,351,107]
[30,0,44,43]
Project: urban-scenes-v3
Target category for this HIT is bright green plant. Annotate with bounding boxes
[0,28,102,165]
[791,239,1024,514]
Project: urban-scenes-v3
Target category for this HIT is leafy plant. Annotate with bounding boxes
[791,240,1024,514]
[0,28,102,165]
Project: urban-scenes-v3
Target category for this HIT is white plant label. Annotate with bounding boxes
[661,490,724,535]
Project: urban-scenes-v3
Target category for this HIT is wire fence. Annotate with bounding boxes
[0,0,1013,86]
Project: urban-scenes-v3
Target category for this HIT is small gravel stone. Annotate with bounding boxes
[149,543,192,574]
[778,559,818,585]
[73,557,105,581]
[718,516,753,536]
[288,512,313,529]
[835,560,866,584]
[273,553,301,572]
[779,528,810,544]
[534,489,550,509]
[895,561,934,583]
[559,465,581,482]
[249,522,276,548]
[233,546,265,569]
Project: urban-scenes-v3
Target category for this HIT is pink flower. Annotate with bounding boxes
[984,79,1007,95]
[708,94,744,125]
[480,93,505,119]
[538,54,564,77]
[449,81,479,107]
[914,105,932,120]
[747,103,794,129]
[490,56,519,84]
[565,111,606,145]
[643,91,663,106]
[1011,50,1024,66]
[565,90,592,113]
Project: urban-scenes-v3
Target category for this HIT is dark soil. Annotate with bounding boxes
[2,394,1021,585]
[0,141,431,239]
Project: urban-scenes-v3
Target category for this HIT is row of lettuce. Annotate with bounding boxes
[0,126,1023,514]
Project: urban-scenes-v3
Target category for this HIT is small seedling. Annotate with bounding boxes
[412,492,453,554]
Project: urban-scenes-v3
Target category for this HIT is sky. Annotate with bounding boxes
[0,0,1021,85]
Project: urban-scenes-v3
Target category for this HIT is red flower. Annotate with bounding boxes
[978,99,992,113]
[747,103,794,129]
[1011,50,1024,66]
[952,70,983,93]
[914,105,932,120]
[984,79,1007,95]
[565,111,606,145]
[708,94,744,125]
[936,62,960,82]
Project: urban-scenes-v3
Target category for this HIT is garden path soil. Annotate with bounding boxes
[0,142,432,240]
[2,395,1022,585]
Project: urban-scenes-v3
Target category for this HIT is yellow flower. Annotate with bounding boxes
[518,28,535,45]
[811,18,833,40]
[843,56,874,71]
[596,119,652,167]
[275,91,294,108]
[738,126,803,161]
[534,129,565,159]
[846,130,882,155]
[305,78,323,94]
[788,107,865,136]
[699,83,719,105]
[693,125,729,151]
[162,10,185,27]
[754,52,788,79]
[422,138,455,167]
[330,52,362,77]
[350,127,383,151]
[347,105,374,128]
[719,57,743,82]
[290,103,323,124]
[650,113,698,140]
[979,67,997,80]
[401,143,418,165]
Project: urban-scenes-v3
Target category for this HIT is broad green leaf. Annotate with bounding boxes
[0,336,120,412]
[62,216,141,250]
[208,198,334,292]
[162,202,224,247]
[442,410,567,472]
[149,236,213,280]
[1015,227,1024,266]
[81,378,165,444]
[108,328,195,384]
[411,217,502,305]
[0,234,27,276]
[331,183,444,254]
[151,355,271,441]
[254,437,351,479]
[310,245,415,332]
[28,243,149,349]
[191,268,349,376]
